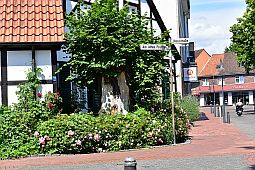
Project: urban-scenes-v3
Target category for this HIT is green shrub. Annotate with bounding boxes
[33,108,188,155]
[0,107,40,158]
[181,96,199,122]
[0,69,189,159]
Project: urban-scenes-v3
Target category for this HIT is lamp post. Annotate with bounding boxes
[217,60,225,116]
[212,75,216,113]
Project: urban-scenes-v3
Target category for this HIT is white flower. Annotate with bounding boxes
[68,130,75,136]
[75,139,82,146]
[34,131,39,138]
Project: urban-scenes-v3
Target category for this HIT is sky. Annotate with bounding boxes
[189,0,247,55]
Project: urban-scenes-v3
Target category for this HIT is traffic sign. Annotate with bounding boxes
[140,44,169,51]
[172,38,189,44]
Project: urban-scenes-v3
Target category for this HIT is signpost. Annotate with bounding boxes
[140,38,189,145]
[140,44,169,51]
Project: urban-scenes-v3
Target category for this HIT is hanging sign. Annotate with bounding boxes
[184,67,197,82]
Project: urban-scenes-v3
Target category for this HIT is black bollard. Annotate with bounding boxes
[124,157,137,170]
[216,105,220,117]
[227,112,230,123]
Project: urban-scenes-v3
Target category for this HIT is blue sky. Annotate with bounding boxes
[189,0,246,55]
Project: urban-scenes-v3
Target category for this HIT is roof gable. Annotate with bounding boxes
[199,53,224,77]
[195,49,211,75]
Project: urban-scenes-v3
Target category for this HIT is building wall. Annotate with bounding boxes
[199,75,255,87]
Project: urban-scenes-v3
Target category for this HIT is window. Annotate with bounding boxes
[235,76,244,84]
[128,5,138,13]
[218,77,225,85]
[124,1,139,14]
[202,78,209,86]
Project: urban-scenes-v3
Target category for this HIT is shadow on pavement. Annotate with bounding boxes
[243,110,255,114]
[199,112,209,121]
[237,146,255,150]
[248,165,255,169]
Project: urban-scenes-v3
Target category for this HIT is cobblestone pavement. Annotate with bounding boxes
[2,107,255,170]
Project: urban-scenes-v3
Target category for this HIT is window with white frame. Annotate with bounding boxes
[235,76,244,84]
[202,78,209,86]
[218,77,225,85]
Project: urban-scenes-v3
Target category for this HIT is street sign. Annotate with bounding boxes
[172,38,189,44]
[140,44,169,51]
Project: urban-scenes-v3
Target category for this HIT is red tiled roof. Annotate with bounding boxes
[199,54,224,77]
[0,0,64,43]
[195,49,211,75]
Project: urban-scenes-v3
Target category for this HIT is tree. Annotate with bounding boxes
[62,0,168,111]
[224,46,232,53]
[229,0,255,72]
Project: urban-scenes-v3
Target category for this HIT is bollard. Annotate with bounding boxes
[216,106,220,117]
[222,109,226,123]
[227,112,230,123]
[219,106,222,117]
[124,157,137,170]
[223,105,226,118]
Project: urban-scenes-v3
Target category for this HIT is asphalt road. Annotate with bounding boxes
[11,155,248,170]
[226,105,255,140]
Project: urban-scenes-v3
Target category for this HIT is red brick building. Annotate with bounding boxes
[192,50,255,106]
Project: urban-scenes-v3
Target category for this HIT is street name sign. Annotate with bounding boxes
[172,38,189,44]
[140,44,169,51]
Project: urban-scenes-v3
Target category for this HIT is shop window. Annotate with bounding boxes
[202,78,209,86]
[235,76,244,84]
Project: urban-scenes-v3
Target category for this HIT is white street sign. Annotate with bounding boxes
[172,38,189,45]
[140,44,169,51]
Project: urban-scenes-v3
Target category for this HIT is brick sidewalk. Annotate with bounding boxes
[1,110,255,170]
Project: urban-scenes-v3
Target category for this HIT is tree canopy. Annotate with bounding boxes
[229,0,255,72]
[62,0,169,108]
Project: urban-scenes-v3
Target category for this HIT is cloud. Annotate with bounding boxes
[189,4,246,55]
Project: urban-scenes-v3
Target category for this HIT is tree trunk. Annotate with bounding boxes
[100,72,129,115]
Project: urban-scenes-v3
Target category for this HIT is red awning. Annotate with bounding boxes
[191,83,255,94]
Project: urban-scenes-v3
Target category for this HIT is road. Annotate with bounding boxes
[226,105,255,140]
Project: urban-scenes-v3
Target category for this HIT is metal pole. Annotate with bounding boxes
[221,73,225,117]
[213,75,216,115]
[168,40,176,145]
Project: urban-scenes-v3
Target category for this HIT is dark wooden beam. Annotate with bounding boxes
[1,50,7,105]
[51,50,58,92]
